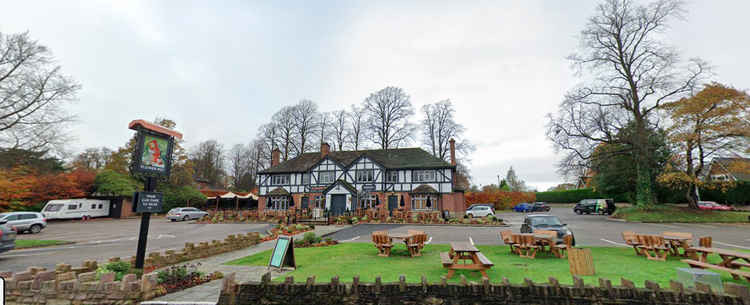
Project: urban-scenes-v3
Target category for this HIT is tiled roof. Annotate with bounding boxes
[323,179,357,194]
[259,148,452,174]
[268,187,290,196]
[714,157,750,181]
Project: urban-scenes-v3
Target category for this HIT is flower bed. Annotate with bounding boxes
[293,232,338,248]
[195,210,507,226]
[154,263,223,295]
[334,214,506,226]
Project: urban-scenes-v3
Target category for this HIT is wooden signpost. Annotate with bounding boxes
[268,236,296,270]
[128,120,183,270]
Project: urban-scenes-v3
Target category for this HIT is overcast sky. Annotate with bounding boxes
[1,1,748,191]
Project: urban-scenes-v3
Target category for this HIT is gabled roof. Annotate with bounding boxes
[259,148,452,174]
[322,179,357,195]
[711,157,750,181]
[411,184,439,194]
[268,187,290,196]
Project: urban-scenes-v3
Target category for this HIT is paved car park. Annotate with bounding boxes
[0,217,272,273]
[328,206,750,249]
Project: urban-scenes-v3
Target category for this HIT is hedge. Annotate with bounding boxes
[539,182,750,205]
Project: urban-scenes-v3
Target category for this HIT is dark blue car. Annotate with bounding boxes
[513,202,532,212]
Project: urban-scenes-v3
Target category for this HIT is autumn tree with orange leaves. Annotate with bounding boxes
[658,83,750,209]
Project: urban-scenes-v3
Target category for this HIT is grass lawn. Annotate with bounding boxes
[613,205,750,223]
[226,243,749,288]
[14,239,73,249]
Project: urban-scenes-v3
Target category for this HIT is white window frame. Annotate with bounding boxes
[413,170,436,182]
[314,195,326,209]
[269,196,289,210]
[411,195,436,210]
[319,171,335,184]
[386,171,399,183]
[272,175,290,185]
[302,173,311,184]
[359,194,377,209]
[356,169,375,182]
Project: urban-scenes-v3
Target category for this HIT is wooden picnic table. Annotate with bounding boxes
[662,234,692,257]
[533,233,557,251]
[440,242,493,279]
[682,247,750,281]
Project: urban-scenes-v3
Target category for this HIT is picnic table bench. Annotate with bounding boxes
[682,247,750,281]
[441,242,494,279]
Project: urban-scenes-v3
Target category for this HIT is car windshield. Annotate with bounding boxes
[44,204,63,211]
[530,216,562,226]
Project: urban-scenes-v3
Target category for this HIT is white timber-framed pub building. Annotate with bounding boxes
[256,141,466,216]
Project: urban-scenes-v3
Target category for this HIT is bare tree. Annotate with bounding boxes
[256,123,278,167]
[546,0,708,207]
[330,109,349,151]
[228,144,250,190]
[272,106,296,161]
[72,147,112,170]
[0,31,80,153]
[291,99,319,155]
[318,111,333,147]
[348,104,366,150]
[363,86,416,149]
[420,100,474,162]
[190,140,225,188]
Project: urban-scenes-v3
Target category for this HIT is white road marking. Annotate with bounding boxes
[714,241,750,250]
[425,237,432,245]
[692,224,719,229]
[600,239,629,247]
[469,237,474,245]
[341,235,360,242]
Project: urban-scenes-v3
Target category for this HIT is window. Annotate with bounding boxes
[21,214,37,220]
[3,214,19,221]
[269,196,289,210]
[411,195,436,210]
[98,204,103,209]
[356,169,375,182]
[413,170,435,182]
[386,171,399,183]
[44,204,63,212]
[359,195,377,209]
[302,173,311,184]
[272,175,290,185]
[319,171,335,184]
[301,197,309,209]
[91,204,96,209]
[68,204,77,210]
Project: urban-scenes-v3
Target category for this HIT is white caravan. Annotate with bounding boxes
[41,199,110,220]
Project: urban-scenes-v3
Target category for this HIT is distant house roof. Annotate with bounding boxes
[710,157,750,181]
[259,148,453,174]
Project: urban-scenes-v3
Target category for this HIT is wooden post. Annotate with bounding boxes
[235,196,239,212]
[568,248,595,276]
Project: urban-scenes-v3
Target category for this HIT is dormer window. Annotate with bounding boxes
[272,175,290,185]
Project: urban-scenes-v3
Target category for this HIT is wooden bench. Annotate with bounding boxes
[621,231,642,256]
[682,259,750,282]
[440,252,453,266]
[551,234,574,258]
[636,234,669,261]
[513,234,540,259]
[371,231,393,257]
[407,232,428,257]
[476,252,494,267]
[500,230,518,254]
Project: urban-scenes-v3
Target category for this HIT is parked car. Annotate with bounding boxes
[0,218,17,253]
[166,207,209,221]
[520,214,575,246]
[513,202,532,212]
[697,201,732,211]
[573,199,616,215]
[530,202,551,212]
[0,212,47,234]
[465,205,495,218]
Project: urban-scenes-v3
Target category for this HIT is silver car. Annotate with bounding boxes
[0,212,47,234]
[166,208,208,222]
[0,219,17,253]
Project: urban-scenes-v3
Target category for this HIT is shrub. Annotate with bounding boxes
[95,261,132,281]
[465,190,535,210]
[156,263,203,285]
[302,232,321,244]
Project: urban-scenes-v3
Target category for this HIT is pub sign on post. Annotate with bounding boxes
[133,191,163,213]
[131,130,174,177]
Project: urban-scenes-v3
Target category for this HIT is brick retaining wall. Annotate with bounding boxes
[2,232,261,305]
[218,272,750,305]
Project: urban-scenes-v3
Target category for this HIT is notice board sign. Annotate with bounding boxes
[268,236,296,270]
[133,192,163,213]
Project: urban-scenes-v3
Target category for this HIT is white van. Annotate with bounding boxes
[42,199,110,220]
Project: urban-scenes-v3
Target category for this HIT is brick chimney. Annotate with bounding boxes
[449,138,456,166]
[271,148,281,167]
[321,142,330,157]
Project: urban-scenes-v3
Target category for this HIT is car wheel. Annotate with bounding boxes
[574,209,581,215]
[182,216,189,221]
[170,219,176,222]
[30,224,42,234]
